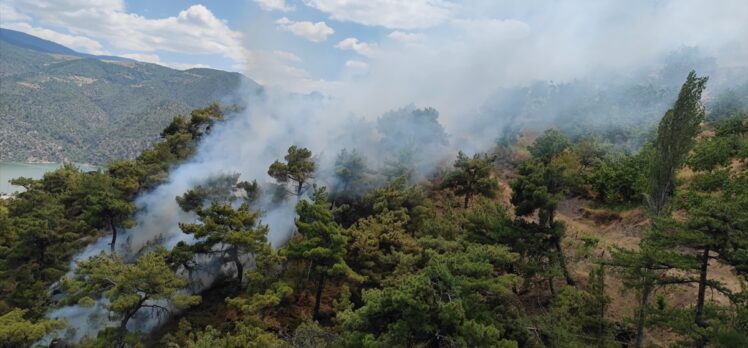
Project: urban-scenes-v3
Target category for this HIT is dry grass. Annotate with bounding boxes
[552,195,743,346]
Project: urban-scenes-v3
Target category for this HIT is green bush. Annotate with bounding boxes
[585,151,648,204]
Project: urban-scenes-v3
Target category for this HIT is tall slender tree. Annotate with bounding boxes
[616,71,709,348]
[647,71,708,216]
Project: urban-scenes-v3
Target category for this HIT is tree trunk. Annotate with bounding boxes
[117,307,137,347]
[464,193,471,209]
[232,248,244,284]
[653,180,670,217]
[120,311,133,334]
[548,277,556,296]
[695,247,710,348]
[508,263,518,294]
[313,272,326,321]
[296,181,304,200]
[36,241,47,275]
[554,239,575,286]
[634,283,651,348]
[119,297,146,337]
[110,219,118,253]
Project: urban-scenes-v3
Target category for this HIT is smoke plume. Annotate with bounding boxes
[47,0,747,342]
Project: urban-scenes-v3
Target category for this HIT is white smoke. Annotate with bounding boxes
[46,0,748,342]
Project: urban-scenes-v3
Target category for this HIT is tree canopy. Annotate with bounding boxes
[268,145,316,199]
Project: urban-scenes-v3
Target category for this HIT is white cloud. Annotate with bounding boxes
[345,60,369,69]
[3,0,328,91]
[2,0,334,92]
[4,1,246,67]
[254,0,295,12]
[158,62,211,70]
[3,22,108,54]
[0,3,30,22]
[335,37,375,56]
[387,31,423,43]
[272,50,303,63]
[119,53,210,70]
[302,0,454,29]
[276,17,334,42]
[244,49,338,93]
[120,53,161,63]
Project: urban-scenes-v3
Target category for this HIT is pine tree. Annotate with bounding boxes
[344,211,420,286]
[268,145,316,199]
[62,248,200,339]
[610,71,709,348]
[179,201,270,284]
[529,128,570,164]
[74,172,135,252]
[443,151,499,208]
[537,266,616,347]
[286,187,359,320]
[339,243,525,347]
[608,238,695,348]
[334,148,369,194]
[511,159,575,287]
[0,308,64,348]
[662,168,748,346]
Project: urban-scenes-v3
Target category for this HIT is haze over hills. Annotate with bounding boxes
[0,28,260,164]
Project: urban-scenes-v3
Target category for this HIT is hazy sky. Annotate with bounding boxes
[2,0,746,96]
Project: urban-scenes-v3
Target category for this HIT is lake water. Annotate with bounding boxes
[0,162,98,194]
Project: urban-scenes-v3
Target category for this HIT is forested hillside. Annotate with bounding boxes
[0,28,260,164]
[1,72,747,347]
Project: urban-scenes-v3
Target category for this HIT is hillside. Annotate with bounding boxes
[0,28,261,164]
[1,76,747,347]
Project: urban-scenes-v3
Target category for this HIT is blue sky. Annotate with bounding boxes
[0,0,430,90]
[1,1,746,97]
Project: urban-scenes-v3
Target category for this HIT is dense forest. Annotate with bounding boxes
[1,71,747,348]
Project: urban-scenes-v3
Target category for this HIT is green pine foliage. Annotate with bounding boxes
[0,308,65,348]
[287,187,360,321]
[338,243,527,347]
[2,70,747,348]
[0,105,224,332]
[268,145,317,199]
[443,152,499,208]
[62,248,200,339]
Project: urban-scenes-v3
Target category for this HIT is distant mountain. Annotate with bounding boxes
[0,28,133,62]
[0,28,261,164]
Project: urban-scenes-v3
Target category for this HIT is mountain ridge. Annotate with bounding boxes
[0,28,133,62]
[0,28,261,164]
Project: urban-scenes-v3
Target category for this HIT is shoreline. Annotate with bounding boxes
[1,161,100,195]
